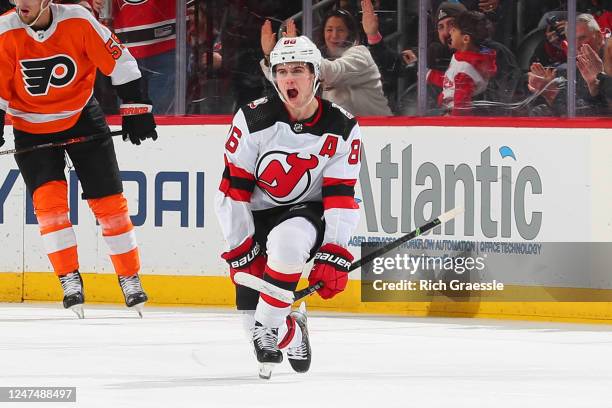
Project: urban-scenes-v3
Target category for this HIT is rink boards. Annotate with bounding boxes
[2,117,612,323]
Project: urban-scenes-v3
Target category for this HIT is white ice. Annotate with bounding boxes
[1,303,611,408]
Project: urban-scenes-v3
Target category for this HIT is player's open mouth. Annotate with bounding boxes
[287,88,298,100]
[20,9,30,16]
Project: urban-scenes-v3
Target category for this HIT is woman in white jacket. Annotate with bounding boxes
[261,10,392,116]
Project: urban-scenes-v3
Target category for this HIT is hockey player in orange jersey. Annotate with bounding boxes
[215,35,362,378]
[0,0,158,318]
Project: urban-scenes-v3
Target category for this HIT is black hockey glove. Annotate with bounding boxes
[119,102,158,145]
[115,79,158,145]
[0,110,5,148]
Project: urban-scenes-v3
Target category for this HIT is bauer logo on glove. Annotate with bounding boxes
[313,251,351,271]
[229,241,262,269]
[309,243,354,299]
[221,237,266,284]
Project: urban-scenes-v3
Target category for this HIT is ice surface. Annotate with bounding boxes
[0,303,611,408]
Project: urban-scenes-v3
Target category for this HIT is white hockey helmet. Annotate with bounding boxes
[270,36,322,81]
[269,36,322,105]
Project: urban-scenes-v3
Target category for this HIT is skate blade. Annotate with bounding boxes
[258,362,278,380]
[69,304,84,319]
[129,302,145,318]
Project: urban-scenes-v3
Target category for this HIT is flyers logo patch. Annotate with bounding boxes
[256,151,319,204]
[20,55,77,96]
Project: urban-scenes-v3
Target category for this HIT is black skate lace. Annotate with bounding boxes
[118,275,142,296]
[253,326,278,351]
[59,272,82,297]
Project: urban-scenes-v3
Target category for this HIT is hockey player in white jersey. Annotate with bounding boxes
[215,36,362,379]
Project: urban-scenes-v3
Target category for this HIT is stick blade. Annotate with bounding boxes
[234,272,295,304]
[438,206,464,223]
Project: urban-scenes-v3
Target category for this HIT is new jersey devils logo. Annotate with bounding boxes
[256,151,319,204]
[20,55,77,96]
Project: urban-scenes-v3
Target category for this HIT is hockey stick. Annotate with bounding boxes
[0,130,123,156]
[234,206,465,304]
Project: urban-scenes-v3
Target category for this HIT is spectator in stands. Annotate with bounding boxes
[431,0,515,48]
[222,1,302,110]
[260,10,392,116]
[529,15,568,67]
[360,0,417,113]
[112,0,176,114]
[576,35,612,109]
[431,0,502,18]
[428,10,497,115]
[359,0,469,114]
[362,0,518,115]
[186,0,229,114]
[528,13,609,115]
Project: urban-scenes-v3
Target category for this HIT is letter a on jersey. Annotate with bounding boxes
[20,55,77,96]
[256,152,319,204]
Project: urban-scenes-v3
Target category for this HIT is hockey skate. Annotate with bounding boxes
[286,302,311,373]
[252,321,283,379]
[118,274,148,317]
[58,271,84,319]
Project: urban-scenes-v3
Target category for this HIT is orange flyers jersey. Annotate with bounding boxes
[0,4,141,134]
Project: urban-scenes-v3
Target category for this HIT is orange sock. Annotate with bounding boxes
[88,193,140,276]
[33,181,78,276]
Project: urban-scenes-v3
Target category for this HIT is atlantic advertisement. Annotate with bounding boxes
[2,124,611,300]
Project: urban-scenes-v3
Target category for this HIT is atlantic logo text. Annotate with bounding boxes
[359,145,542,240]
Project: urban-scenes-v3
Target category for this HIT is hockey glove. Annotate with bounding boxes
[119,102,158,145]
[0,109,5,148]
[308,243,353,299]
[221,236,266,284]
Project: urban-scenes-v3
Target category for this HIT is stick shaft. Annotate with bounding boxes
[0,130,123,156]
[349,218,441,272]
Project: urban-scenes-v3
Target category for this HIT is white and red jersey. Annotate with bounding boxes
[428,48,497,115]
[0,4,141,133]
[215,95,362,251]
[112,0,175,59]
